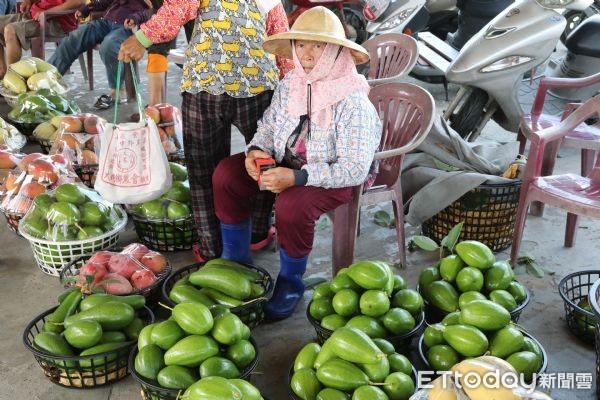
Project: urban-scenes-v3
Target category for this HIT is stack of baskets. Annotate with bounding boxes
[131,213,197,252]
[422,181,522,251]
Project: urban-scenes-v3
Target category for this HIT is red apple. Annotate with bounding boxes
[0,151,16,169]
[20,181,45,198]
[122,243,149,260]
[79,262,107,286]
[83,116,102,135]
[61,116,83,133]
[18,153,43,170]
[102,272,133,295]
[157,104,175,123]
[50,154,68,167]
[88,250,114,267]
[108,253,142,279]
[130,269,156,290]
[28,159,58,184]
[80,149,98,165]
[144,106,161,124]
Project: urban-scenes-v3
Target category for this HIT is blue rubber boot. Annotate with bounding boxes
[264,249,308,320]
[220,220,253,264]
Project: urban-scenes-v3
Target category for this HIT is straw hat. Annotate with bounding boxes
[263,6,370,65]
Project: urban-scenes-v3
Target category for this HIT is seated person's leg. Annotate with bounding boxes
[98,26,132,100]
[49,20,106,76]
[0,14,24,77]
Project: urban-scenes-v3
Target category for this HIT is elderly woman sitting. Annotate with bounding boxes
[211,7,382,320]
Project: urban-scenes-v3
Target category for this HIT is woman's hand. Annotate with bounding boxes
[261,167,295,193]
[124,18,136,30]
[245,150,271,181]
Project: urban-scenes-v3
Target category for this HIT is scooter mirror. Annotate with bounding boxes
[536,0,592,10]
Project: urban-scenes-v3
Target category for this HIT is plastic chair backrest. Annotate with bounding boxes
[362,33,419,86]
[367,82,435,187]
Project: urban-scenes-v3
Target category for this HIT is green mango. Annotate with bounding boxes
[169,162,188,181]
[455,240,495,270]
[199,356,240,378]
[485,260,515,291]
[347,260,389,290]
[506,351,541,382]
[316,388,350,400]
[388,353,413,375]
[211,313,244,345]
[33,331,75,358]
[135,344,165,380]
[391,289,424,316]
[507,281,528,304]
[459,300,511,331]
[168,284,218,307]
[230,379,263,400]
[418,266,441,293]
[313,282,333,300]
[489,290,518,312]
[157,365,198,389]
[359,356,390,382]
[64,301,135,330]
[316,359,369,391]
[203,259,263,280]
[209,304,231,319]
[43,290,82,334]
[137,323,156,350]
[164,335,219,367]
[353,386,389,400]
[123,317,145,341]
[424,281,459,314]
[441,311,461,326]
[150,320,185,350]
[345,315,387,338]
[372,338,395,355]
[328,327,385,364]
[423,323,446,348]
[79,342,129,369]
[79,293,145,311]
[99,331,127,344]
[309,298,335,321]
[226,339,256,369]
[172,302,214,335]
[320,314,348,331]
[329,273,361,293]
[184,376,242,400]
[383,372,414,400]
[427,344,459,371]
[291,368,321,400]
[200,288,243,308]
[442,324,489,357]
[63,320,102,349]
[439,254,465,282]
[294,343,321,372]
[489,325,525,358]
[313,340,336,370]
[458,291,487,309]
[189,268,252,300]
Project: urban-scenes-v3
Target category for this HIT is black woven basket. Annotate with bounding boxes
[129,336,260,400]
[417,330,547,383]
[2,208,24,236]
[73,164,98,189]
[422,181,521,252]
[131,213,197,252]
[162,262,274,328]
[418,282,530,325]
[23,305,154,388]
[559,270,600,345]
[166,150,186,166]
[59,253,173,308]
[306,303,425,352]
[588,279,600,398]
[7,118,38,137]
[36,137,54,154]
[287,362,418,399]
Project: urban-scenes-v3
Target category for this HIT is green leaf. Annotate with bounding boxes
[526,263,544,278]
[433,158,461,172]
[513,265,526,275]
[441,222,463,252]
[412,235,440,252]
[373,210,393,228]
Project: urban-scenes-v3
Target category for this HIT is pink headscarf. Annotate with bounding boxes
[288,43,370,131]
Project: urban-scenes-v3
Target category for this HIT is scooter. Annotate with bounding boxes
[285,0,368,43]
[545,13,600,100]
[418,0,592,141]
[560,0,600,44]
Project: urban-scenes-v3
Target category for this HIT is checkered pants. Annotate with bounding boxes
[182,90,274,259]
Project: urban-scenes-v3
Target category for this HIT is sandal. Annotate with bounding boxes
[93,94,127,110]
[250,225,277,251]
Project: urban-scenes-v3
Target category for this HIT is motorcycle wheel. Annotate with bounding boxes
[449,88,488,140]
[561,10,585,45]
[343,7,367,44]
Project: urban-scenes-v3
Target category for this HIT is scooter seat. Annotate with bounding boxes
[565,15,600,58]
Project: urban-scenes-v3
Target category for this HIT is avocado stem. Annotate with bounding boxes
[158,302,173,310]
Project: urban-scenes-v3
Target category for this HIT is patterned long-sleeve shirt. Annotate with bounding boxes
[136,0,292,94]
[248,76,382,188]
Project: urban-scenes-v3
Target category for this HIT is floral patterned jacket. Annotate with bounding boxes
[248,76,382,189]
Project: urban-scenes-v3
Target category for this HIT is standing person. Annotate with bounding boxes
[118,0,292,262]
[212,7,382,319]
[0,0,84,78]
[48,0,151,109]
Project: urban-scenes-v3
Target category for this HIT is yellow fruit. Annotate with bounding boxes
[3,71,27,94]
[9,59,37,78]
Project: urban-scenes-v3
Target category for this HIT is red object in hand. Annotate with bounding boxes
[255,157,276,190]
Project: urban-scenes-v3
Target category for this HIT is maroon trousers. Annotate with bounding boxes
[213,153,355,258]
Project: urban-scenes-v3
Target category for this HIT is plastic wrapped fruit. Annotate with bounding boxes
[143,104,184,159]
[0,117,26,149]
[48,113,105,166]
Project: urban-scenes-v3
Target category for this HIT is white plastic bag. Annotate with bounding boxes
[94,62,171,203]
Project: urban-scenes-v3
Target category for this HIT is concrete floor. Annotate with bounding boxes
[0,37,599,400]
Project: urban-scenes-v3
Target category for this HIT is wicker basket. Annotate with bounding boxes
[588,279,600,398]
[131,213,197,252]
[559,271,600,345]
[60,253,173,308]
[37,137,54,154]
[18,206,127,277]
[23,305,154,388]
[417,330,547,383]
[162,262,274,328]
[422,181,522,252]
[306,303,425,351]
[129,336,260,400]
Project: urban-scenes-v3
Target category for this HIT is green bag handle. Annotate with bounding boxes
[113,61,145,126]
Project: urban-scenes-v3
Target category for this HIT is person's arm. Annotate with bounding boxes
[266,3,294,78]
[130,8,152,26]
[135,0,199,46]
[44,0,86,13]
[77,0,112,18]
[302,94,382,188]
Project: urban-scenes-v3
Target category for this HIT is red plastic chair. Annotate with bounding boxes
[516,72,600,215]
[361,33,419,86]
[510,95,600,266]
[330,82,436,273]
